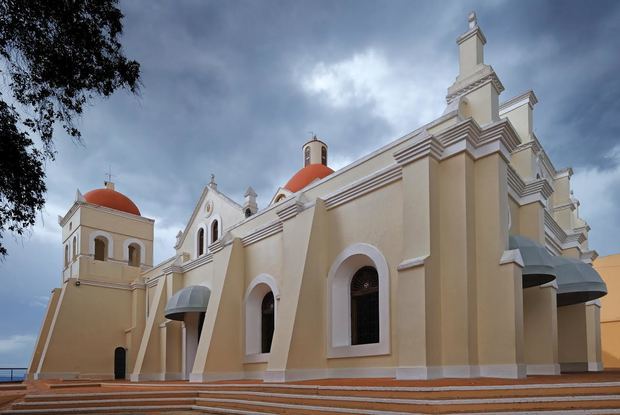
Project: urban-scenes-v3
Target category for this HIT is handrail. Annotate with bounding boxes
[0,367,27,382]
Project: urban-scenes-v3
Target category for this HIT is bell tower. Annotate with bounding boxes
[58,181,154,284]
[302,135,328,167]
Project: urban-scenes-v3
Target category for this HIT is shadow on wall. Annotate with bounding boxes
[603,350,620,368]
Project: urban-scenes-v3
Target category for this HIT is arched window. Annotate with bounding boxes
[94,237,108,261]
[350,266,379,345]
[211,220,219,243]
[321,146,327,166]
[197,228,205,256]
[245,208,252,218]
[128,243,141,267]
[64,245,69,268]
[327,243,390,358]
[72,236,77,260]
[274,194,286,203]
[245,274,279,361]
[261,292,275,353]
[304,146,311,167]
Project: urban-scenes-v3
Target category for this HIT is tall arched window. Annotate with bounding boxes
[211,220,219,243]
[72,236,77,260]
[128,243,141,267]
[321,146,327,166]
[64,245,69,268]
[245,274,279,361]
[350,266,379,345]
[197,228,205,256]
[94,237,108,261]
[261,292,275,353]
[304,146,311,167]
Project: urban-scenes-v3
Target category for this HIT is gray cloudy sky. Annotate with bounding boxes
[1,0,619,367]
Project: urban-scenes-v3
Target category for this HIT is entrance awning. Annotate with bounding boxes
[509,235,557,288]
[550,256,607,307]
[164,285,211,321]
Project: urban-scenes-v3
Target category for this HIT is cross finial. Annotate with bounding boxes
[468,11,477,29]
[209,173,217,190]
[105,165,113,183]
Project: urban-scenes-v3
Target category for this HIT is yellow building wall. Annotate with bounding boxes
[595,254,620,367]
[35,281,133,379]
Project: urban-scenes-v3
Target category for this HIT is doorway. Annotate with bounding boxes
[114,347,126,379]
[184,312,206,379]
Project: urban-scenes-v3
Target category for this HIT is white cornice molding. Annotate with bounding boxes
[162,264,184,275]
[394,118,520,167]
[276,197,306,222]
[75,278,132,291]
[397,256,428,271]
[499,90,538,115]
[544,210,587,253]
[581,250,598,264]
[457,26,487,45]
[574,223,591,233]
[209,239,225,254]
[393,134,443,166]
[241,221,283,247]
[146,276,161,288]
[324,164,402,210]
[507,162,554,207]
[554,167,573,179]
[129,281,146,290]
[59,201,155,227]
[182,252,213,273]
[552,201,576,213]
[511,139,541,156]
[446,70,504,104]
[500,249,524,267]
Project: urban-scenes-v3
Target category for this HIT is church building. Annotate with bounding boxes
[28,13,607,382]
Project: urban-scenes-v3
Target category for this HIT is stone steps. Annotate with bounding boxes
[4,381,620,414]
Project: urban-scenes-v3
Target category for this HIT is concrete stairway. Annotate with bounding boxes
[4,380,620,414]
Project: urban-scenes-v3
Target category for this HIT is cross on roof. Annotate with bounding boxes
[105,165,114,183]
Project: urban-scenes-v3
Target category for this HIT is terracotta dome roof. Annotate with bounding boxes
[284,163,334,193]
[83,187,141,216]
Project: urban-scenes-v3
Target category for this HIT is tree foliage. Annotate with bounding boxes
[0,0,140,257]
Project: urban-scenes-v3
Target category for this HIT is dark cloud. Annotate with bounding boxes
[1,0,619,365]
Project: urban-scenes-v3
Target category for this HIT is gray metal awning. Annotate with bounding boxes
[164,285,211,321]
[550,256,607,307]
[509,235,557,288]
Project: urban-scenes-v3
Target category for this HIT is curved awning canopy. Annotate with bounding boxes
[551,256,607,307]
[164,285,211,321]
[509,235,557,288]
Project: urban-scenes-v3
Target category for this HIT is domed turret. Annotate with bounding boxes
[282,136,334,193]
[83,181,141,216]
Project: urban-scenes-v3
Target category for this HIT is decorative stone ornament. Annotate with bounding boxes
[205,200,214,217]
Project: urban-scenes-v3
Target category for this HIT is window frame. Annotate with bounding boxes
[327,243,390,359]
[244,274,279,363]
[89,230,114,261]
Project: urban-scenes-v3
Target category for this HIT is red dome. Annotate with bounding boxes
[83,188,141,216]
[284,163,334,193]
